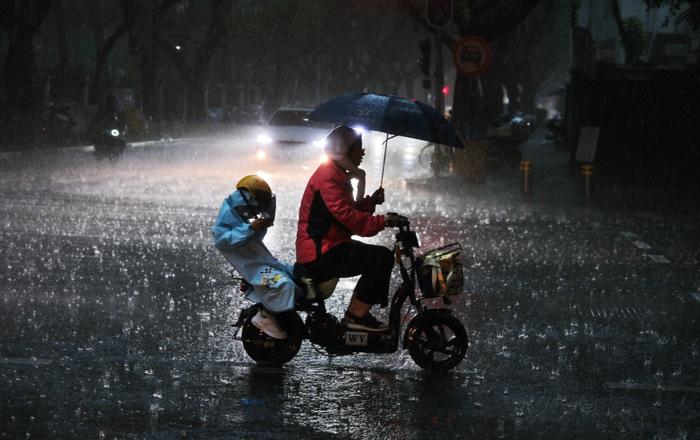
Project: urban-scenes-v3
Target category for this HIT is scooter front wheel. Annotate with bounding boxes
[241,312,304,367]
[405,313,468,372]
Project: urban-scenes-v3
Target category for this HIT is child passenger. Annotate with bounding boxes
[212,175,297,339]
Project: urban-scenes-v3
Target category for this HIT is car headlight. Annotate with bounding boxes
[256,133,272,145]
[312,137,326,148]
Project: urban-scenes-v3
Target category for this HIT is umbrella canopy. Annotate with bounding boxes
[308,92,464,149]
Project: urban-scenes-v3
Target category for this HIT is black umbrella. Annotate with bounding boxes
[308,92,463,185]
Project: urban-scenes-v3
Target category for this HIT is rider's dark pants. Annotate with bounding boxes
[298,240,394,307]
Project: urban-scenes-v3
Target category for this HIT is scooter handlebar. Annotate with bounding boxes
[385,212,409,228]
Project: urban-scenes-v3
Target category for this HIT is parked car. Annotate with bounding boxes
[255,107,332,158]
[38,103,94,146]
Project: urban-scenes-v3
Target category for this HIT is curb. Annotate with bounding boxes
[0,138,184,160]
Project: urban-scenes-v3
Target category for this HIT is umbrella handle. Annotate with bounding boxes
[380,133,389,188]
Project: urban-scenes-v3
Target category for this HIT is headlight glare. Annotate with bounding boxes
[257,134,272,145]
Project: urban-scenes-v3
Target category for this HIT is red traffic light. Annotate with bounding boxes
[442,85,449,95]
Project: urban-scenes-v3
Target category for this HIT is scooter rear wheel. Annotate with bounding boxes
[241,312,304,367]
[405,313,468,372]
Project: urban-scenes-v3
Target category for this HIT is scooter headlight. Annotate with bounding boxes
[110,129,120,137]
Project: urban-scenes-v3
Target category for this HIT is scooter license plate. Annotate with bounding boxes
[344,331,369,347]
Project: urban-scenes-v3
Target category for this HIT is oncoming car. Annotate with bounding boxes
[255,107,332,160]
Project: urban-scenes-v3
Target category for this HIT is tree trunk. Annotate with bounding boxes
[414,0,542,141]
[452,74,488,138]
[689,2,700,69]
[610,0,633,64]
[3,0,53,112]
[186,75,206,121]
[139,11,159,120]
[153,0,227,121]
[140,49,159,118]
[89,2,105,69]
[5,29,37,111]
[54,0,70,70]
[89,20,130,105]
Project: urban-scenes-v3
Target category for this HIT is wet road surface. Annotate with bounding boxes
[1,129,699,438]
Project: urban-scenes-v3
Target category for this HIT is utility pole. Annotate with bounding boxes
[435,30,444,117]
[425,0,452,176]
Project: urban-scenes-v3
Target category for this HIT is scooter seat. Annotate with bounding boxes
[300,277,338,301]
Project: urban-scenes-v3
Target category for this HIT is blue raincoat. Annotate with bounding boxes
[212,190,297,312]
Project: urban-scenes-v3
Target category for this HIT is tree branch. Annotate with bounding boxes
[154,33,192,82]
[194,0,228,74]
[476,0,540,41]
[611,0,633,63]
[153,0,180,25]
[0,2,17,30]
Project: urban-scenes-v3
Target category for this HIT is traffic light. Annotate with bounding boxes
[419,39,431,76]
[425,0,452,28]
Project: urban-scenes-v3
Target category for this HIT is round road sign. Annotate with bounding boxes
[452,36,491,76]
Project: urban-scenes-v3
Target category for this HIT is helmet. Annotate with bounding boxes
[324,125,361,160]
[236,174,272,210]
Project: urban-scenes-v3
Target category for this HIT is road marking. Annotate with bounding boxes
[632,240,652,249]
[605,382,700,393]
[646,254,670,264]
[692,293,700,303]
[0,357,53,366]
[620,231,637,239]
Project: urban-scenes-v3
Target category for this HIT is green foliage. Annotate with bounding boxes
[645,0,700,30]
[646,0,685,7]
[622,16,649,63]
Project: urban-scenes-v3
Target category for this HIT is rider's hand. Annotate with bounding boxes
[371,187,385,205]
[384,212,408,228]
[251,217,273,231]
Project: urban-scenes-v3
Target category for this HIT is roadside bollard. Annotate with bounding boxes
[520,160,533,197]
[580,163,595,202]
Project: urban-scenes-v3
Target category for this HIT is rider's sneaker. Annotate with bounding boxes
[341,311,388,333]
[252,309,287,339]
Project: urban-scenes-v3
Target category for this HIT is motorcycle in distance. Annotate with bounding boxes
[232,214,469,372]
[92,114,127,160]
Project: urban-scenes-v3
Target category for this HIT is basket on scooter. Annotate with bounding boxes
[416,243,463,298]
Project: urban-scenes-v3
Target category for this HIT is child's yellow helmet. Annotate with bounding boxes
[236,174,272,210]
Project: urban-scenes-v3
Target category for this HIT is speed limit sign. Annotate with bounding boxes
[452,36,491,76]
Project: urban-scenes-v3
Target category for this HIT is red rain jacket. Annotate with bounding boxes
[296,161,385,264]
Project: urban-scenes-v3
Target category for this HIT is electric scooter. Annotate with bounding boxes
[93,115,127,160]
[232,215,468,372]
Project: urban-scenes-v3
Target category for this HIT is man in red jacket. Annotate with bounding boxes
[295,125,402,332]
